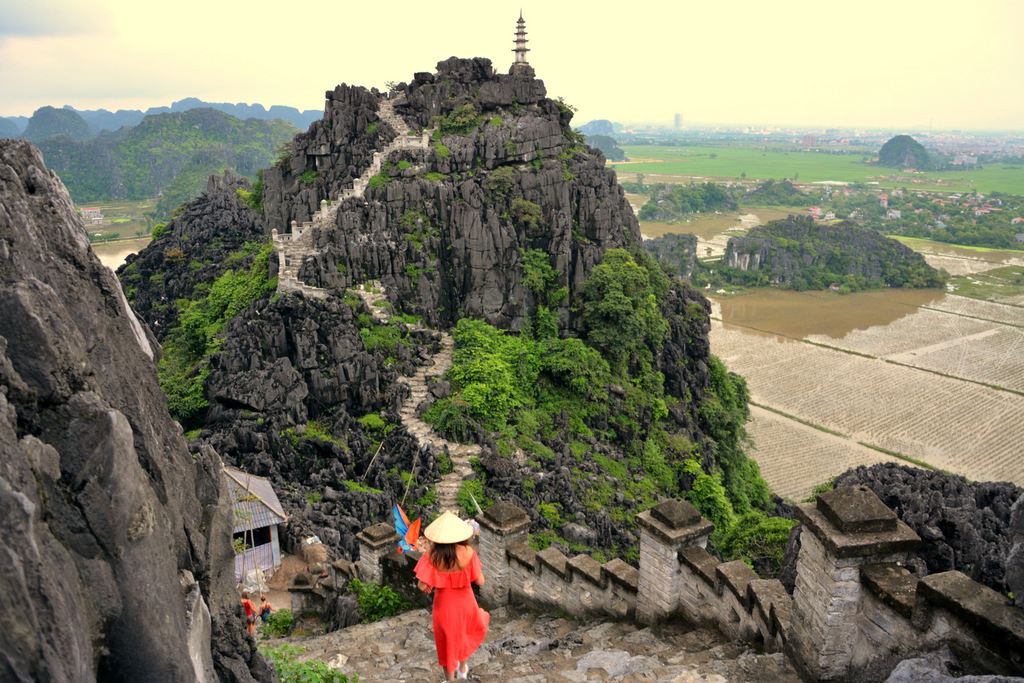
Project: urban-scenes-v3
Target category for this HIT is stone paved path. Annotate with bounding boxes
[278,605,800,682]
[352,281,481,514]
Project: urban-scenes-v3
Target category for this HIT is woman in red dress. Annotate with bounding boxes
[415,511,489,681]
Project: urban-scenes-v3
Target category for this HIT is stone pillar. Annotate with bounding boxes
[476,501,530,609]
[788,486,921,681]
[636,499,714,624]
[355,523,399,585]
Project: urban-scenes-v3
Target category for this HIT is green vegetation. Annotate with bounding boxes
[347,579,413,622]
[419,246,783,570]
[38,109,298,217]
[636,182,738,222]
[259,644,359,682]
[298,170,319,185]
[436,103,484,137]
[158,242,276,429]
[260,609,294,638]
[616,144,1024,195]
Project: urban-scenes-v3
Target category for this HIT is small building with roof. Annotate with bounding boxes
[224,466,288,582]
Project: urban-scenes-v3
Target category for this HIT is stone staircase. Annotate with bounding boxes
[279,604,801,682]
[396,333,482,514]
[273,97,432,297]
[351,281,481,514]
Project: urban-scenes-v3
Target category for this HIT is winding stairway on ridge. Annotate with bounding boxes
[352,282,481,515]
[271,99,489,516]
[272,97,431,298]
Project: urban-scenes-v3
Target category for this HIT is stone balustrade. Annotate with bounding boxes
[355,486,1024,681]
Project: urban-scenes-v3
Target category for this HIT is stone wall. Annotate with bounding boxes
[358,486,1024,682]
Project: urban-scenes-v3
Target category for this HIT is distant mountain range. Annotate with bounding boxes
[2,97,321,139]
[36,108,299,217]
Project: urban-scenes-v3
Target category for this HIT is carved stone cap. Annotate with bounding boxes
[479,501,530,535]
[796,492,920,560]
[637,503,714,546]
[818,486,897,533]
[652,499,702,529]
[356,523,399,550]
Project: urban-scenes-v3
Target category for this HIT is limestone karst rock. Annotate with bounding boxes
[0,139,273,682]
[121,57,752,566]
[777,463,1023,597]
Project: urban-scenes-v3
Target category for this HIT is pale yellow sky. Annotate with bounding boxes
[1,0,1022,130]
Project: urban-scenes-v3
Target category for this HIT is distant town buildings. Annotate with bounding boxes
[81,207,103,224]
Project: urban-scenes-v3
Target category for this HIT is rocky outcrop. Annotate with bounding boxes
[194,292,445,557]
[0,140,273,681]
[783,463,1022,597]
[267,57,637,334]
[643,233,699,280]
[117,171,269,339]
[724,216,943,288]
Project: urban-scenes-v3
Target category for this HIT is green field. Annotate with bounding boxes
[78,198,158,242]
[614,145,1024,195]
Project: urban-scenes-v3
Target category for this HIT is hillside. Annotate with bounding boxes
[36,108,298,216]
[722,215,946,290]
[125,56,788,573]
[878,134,931,170]
[22,105,92,142]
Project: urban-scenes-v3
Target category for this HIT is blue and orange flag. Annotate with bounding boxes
[392,504,421,554]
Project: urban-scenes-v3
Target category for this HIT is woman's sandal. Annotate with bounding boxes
[457,661,469,680]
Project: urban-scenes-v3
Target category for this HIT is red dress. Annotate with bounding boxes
[414,550,490,671]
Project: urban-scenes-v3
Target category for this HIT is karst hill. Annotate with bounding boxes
[121,54,777,572]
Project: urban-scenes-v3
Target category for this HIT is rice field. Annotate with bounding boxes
[745,406,905,502]
[712,321,1024,487]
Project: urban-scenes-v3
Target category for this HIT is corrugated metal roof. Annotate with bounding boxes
[224,467,287,534]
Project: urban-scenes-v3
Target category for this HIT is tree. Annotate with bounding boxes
[581,249,669,374]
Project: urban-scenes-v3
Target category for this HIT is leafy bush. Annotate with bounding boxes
[260,609,294,638]
[298,170,319,185]
[159,242,276,428]
[260,644,358,682]
[423,398,479,444]
[348,579,413,622]
[437,103,484,136]
[485,166,516,201]
[717,512,797,577]
[151,223,167,240]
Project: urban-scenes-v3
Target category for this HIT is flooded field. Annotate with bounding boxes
[92,238,149,271]
[710,276,1024,499]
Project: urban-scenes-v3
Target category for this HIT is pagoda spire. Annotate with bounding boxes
[510,12,531,76]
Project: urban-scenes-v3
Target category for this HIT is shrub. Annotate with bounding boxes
[348,579,412,622]
[259,643,358,682]
[423,398,478,444]
[151,223,167,240]
[298,170,319,185]
[260,609,294,638]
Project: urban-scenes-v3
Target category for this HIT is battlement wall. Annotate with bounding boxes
[357,487,1024,681]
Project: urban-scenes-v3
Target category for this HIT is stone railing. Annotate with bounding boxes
[357,486,1024,681]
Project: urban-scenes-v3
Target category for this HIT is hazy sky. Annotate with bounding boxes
[2,0,1022,131]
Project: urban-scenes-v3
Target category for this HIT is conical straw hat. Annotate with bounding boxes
[423,511,473,544]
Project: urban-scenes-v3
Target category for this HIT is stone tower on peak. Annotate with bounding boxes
[510,12,534,77]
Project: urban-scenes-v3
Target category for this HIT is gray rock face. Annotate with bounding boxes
[118,171,267,340]
[0,140,272,682]
[266,56,638,334]
[723,216,940,287]
[835,463,1022,595]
